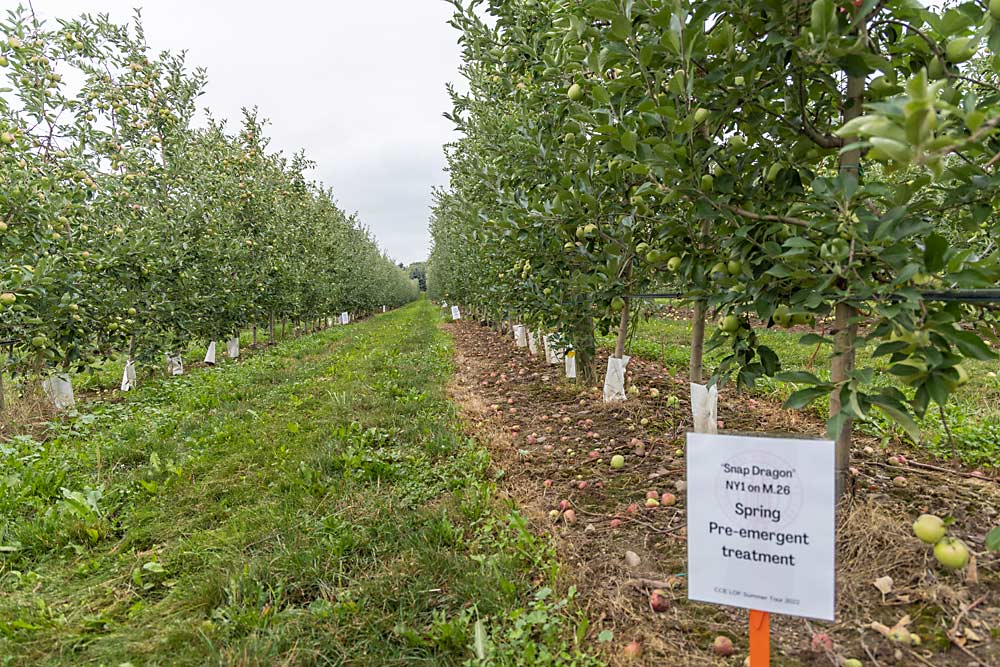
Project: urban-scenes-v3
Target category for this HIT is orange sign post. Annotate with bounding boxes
[749,610,770,666]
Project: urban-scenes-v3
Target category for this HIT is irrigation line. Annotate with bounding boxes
[628,289,1000,305]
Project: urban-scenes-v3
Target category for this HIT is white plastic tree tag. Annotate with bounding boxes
[690,383,719,434]
[565,350,577,378]
[42,373,75,411]
[603,355,632,403]
[204,341,217,365]
[121,359,137,392]
[341,312,350,325]
[227,337,240,359]
[166,354,184,376]
[451,305,461,320]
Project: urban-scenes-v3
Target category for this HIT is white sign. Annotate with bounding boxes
[687,433,835,621]
[341,312,350,325]
[451,305,461,320]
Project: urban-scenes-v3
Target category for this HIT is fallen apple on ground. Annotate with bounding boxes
[649,589,669,612]
[933,537,970,570]
[712,636,734,657]
[912,514,947,544]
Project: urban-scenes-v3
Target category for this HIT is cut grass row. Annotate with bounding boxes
[599,310,1000,467]
[0,299,600,666]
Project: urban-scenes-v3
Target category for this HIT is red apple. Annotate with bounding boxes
[712,636,734,657]
[649,589,670,612]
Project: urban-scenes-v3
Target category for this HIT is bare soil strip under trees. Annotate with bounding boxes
[443,319,1000,667]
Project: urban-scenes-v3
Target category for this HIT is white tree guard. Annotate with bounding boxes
[121,359,137,392]
[691,383,719,434]
[166,354,184,376]
[565,350,577,378]
[327,316,334,327]
[341,312,350,325]
[451,305,461,320]
[514,324,528,348]
[204,341,217,365]
[42,373,75,411]
[544,335,561,365]
[383,305,387,313]
[527,330,538,355]
[603,355,632,403]
[227,337,240,359]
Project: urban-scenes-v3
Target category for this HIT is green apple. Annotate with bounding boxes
[945,363,969,390]
[610,454,625,469]
[933,537,970,570]
[719,315,740,334]
[727,259,741,276]
[710,262,728,280]
[567,83,584,101]
[611,296,626,313]
[666,256,682,271]
[0,131,14,145]
[945,37,976,64]
[772,305,791,327]
[0,292,16,305]
[31,335,48,348]
[701,174,714,191]
[912,514,946,544]
[694,107,710,123]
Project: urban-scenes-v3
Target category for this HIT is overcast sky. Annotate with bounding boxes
[28,0,463,265]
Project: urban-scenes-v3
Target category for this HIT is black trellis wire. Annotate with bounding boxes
[627,289,1000,305]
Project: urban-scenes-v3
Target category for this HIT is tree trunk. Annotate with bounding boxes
[614,300,630,359]
[690,219,711,384]
[690,300,706,384]
[253,325,257,347]
[571,310,598,386]
[830,302,857,497]
[830,66,865,497]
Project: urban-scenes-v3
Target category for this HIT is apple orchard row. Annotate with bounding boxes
[428,0,1000,483]
[0,9,418,400]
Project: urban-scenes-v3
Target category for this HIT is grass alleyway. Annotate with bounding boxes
[0,300,598,666]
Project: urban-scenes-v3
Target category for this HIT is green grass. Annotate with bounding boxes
[601,310,1000,467]
[0,300,600,666]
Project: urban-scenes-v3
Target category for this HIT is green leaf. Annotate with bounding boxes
[776,370,825,385]
[924,233,948,273]
[798,333,831,345]
[610,14,631,41]
[947,329,996,361]
[986,526,1000,552]
[784,386,831,410]
[870,395,922,442]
